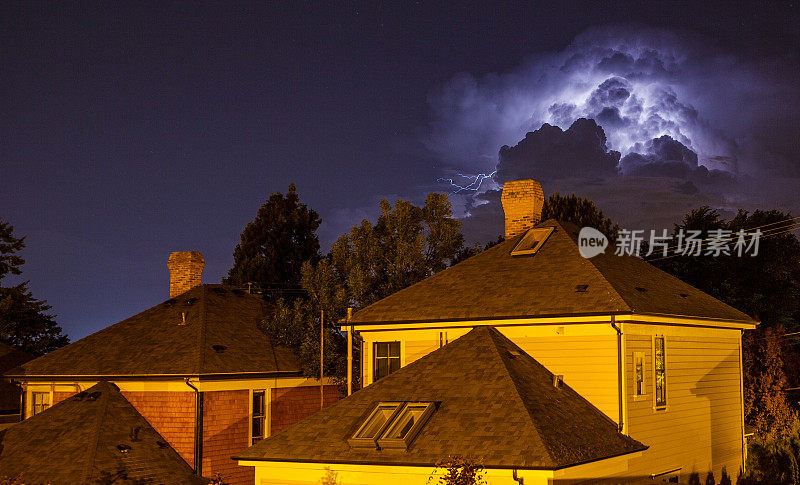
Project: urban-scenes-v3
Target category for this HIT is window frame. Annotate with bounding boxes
[373,341,401,381]
[510,227,554,256]
[653,336,667,410]
[376,402,436,450]
[31,391,50,416]
[251,389,267,444]
[633,351,646,399]
[348,401,403,448]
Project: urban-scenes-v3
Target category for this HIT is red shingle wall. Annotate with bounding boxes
[123,391,196,467]
[271,385,341,434]
[202,390,252,485]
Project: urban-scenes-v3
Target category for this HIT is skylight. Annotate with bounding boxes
[349,401,436,450]
[510,227,554,256]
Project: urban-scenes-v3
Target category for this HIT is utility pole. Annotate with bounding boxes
[320,309,324,410]
[347,307,353,396]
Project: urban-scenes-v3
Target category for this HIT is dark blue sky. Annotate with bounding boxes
[2,1,798,341]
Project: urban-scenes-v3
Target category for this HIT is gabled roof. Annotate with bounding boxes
[235,326,646,469]
[0,381,206,484]
[6,285,301,379]
[350,219,754,325]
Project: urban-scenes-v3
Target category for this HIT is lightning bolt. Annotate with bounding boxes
[437,171,497,193]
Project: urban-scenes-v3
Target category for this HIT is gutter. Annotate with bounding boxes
[185,378,203,476]
[611,316,624,433]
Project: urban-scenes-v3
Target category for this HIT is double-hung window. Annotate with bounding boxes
[373,342,400,381]
[633,351,646,397]
[654,337,667,408]
[32,392,50,416]
[251,390,266,444]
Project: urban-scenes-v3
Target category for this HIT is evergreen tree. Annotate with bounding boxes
[225,184,322,298]
[541,192,619,241]
[0,216,69,355]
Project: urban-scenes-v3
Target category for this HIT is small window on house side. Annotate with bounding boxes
[654,337,667,408]
[633,352,646,397]
[374,342,400,381]
[32,392,50,416]
[510,227,554,256]
[251,390,266,444]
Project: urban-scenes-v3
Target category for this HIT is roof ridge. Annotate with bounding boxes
[82,381,111,483]
[483,328,557,464]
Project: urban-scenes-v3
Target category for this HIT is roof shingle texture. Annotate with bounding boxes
[0,381,207,484]
[350,220,754,324]
[235,326,646,469]
[6,285,301,378]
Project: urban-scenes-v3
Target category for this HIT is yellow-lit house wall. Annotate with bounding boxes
[240,450,643,485]
[358,317,620,421]
[351,314,753,481]
[620,321,746,481]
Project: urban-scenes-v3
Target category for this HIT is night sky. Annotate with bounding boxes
[2,1,799,341]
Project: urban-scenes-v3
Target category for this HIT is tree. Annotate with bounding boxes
[541,192,620,241]
[0,216,69,355]
[428,456,487,485]
[263,193,465,384]
[225,184,321,299]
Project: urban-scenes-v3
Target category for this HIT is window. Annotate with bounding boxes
[510,227,554,256]
[373,342,400,381]
[377,402,436,450]
[251,390,266,444]
[349,401,436,450]
[32,392,50,416]
[654,337,667,408]
[633,351,646,397]
[348,402,402,448]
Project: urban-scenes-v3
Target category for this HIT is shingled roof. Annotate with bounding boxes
[235,326,646,469]
[350,219,754,325]
[5,285,301,379]
[0,381,206,484]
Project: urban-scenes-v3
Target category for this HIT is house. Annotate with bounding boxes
[239,179,756,483]
[3,251,340,484]
[0,342,32,429]
[0,381,206,484]
[236,326,649,484]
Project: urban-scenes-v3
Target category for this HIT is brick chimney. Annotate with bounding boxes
[167,251,204,298]
[501,179,545,239]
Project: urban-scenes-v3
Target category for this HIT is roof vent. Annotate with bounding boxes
[129,426,141,442]
[212,287,227,295]
[163,298,176,307]
[156,441,168,449]
[212,345,227,353]
[508,349,522,358]
[184,297,198,306]
[635,286,647,292]
[117,444,132,453]
[553,375,564,389]
[575,284,588,292]
[679,293,688,298]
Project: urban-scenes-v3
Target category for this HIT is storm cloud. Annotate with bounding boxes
[426,25,799,242]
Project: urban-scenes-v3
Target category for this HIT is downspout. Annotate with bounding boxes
[512,468,524,484]
[611,316,624,433]
[185,378,203,476]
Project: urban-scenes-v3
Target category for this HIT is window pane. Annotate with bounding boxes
[389,342,400,357]
[383,404,429,440]
[354,404,399,439]
[375,358,389,380]
[253,391,265,416]
[252,416,264,438]
[389,356,401,374]
[375,342,388,358]
[655,337,666,407]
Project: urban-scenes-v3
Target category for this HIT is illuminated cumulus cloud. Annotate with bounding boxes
[428,24,798,183]
[426,25,799,241]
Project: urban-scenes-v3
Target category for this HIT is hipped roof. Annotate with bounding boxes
[0,381,206,484]
[6,285,301,379]
[350,220,755,325]
[236,326,646,469]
